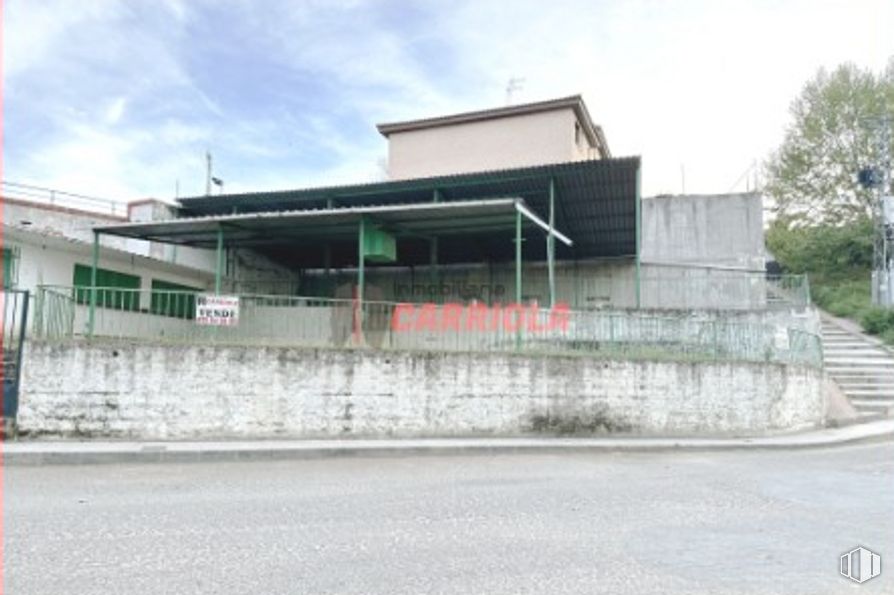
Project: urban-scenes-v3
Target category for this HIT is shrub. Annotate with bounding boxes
[860,307,894,335]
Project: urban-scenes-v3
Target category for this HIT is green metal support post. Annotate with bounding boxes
[635,164,642,308]
[547,178,556,308]
[515,208,523,350]
[87,231,99,337]
[430,189,440,298]
[515,208,522,304]
[214,226,224,294]
[357,217,366,344]
[325,197,334,282]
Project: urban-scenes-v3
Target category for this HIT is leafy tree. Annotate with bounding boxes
[766,216,873,276]
[765,60,894,225]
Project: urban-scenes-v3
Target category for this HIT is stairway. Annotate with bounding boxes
[821,317,894,421]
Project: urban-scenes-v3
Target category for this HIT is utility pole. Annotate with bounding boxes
[861,115,892,306]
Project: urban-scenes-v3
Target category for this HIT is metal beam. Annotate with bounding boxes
[514,202,573,246]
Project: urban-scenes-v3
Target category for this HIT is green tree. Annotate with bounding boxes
[765,60,894,225]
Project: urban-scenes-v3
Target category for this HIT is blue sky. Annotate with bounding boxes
[5,0,893,201]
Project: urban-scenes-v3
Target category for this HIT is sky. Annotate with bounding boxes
[4,0,894,202]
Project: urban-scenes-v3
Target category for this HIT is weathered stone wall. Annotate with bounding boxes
[19,341,823,439]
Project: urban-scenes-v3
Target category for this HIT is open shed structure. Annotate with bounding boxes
[91,157,641,332]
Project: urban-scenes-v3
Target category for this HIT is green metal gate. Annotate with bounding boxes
[3,289,29,423]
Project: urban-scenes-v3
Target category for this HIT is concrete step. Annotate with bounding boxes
[825,359,894,367]
[823,346,880,352]
[849,399,894,414]
[825,410,888,427]
[835,382,894,391]
[843,390,894,400]
[830,375,894,384]
[824,350,891,358]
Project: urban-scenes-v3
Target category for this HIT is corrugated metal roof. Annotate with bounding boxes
[175,157,639,266]
[98,199,527,244]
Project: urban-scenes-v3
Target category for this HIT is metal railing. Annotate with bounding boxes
[33,285,823,368]
[2,181,129,217]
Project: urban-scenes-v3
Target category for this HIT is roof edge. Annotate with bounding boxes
[377,95,608,154]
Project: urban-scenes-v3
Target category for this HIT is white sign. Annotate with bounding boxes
[196,294,240,326]
[884,195,894,225]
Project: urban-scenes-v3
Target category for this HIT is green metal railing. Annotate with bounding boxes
[33,285,823,368]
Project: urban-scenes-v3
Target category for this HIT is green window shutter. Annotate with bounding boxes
[150,279,200,319]
[73,264,140,311]
[2,248,17,289]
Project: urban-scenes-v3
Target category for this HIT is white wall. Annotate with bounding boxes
[4,199,130,250]
[19,342,824,439]
[6,227,216,336]
[641,193,765,270]
[387,108,596,180]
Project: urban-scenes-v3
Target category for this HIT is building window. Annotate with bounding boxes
[2,247,19,289]
[150,279,200,319]
[574,122,582,146]
[72,264,141,311]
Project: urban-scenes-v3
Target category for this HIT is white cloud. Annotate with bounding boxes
[104,97,127,125]
[5,0,894,202]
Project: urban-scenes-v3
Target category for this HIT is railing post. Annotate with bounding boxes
[33,287,44,338]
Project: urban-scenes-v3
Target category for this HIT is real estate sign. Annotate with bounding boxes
[196,294,240,326]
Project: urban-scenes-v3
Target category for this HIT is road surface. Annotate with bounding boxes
[6,442,893,594]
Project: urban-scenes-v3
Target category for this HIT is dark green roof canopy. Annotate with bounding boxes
[171,157,639,267]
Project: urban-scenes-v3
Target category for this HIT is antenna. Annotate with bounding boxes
[505,77,525,105]
[205,151,213,196]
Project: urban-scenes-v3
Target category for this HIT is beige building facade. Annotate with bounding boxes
[378,95,610,180]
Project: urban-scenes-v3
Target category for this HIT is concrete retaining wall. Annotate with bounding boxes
[19,341,823,440]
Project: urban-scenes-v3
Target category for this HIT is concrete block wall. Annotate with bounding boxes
[19,341,823,440]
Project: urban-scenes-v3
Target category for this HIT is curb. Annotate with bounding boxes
[4,420,894,466]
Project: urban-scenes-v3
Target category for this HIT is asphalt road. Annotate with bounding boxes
[5,443,893,595]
